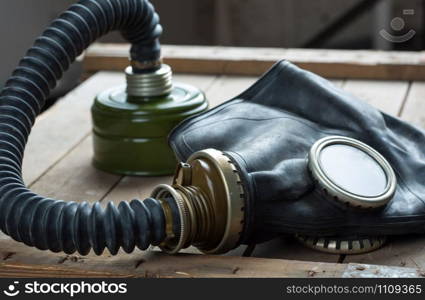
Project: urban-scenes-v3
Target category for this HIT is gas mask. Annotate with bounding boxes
[161,60,421,255]
[0,0,424,257]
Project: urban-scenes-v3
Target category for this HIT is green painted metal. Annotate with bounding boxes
[92,82,208,176]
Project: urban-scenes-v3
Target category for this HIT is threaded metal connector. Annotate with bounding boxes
[152,149,246,254]
[126,64,173,98]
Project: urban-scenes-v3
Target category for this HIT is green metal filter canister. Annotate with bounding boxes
[91,64,208,176]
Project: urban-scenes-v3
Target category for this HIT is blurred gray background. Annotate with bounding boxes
[1,0,424,91]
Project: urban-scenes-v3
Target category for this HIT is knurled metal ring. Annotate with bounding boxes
[188,149,246,254]
[151,184,188,254]
[308,136,397,209]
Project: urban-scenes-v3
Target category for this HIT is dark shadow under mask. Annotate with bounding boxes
[169,60,425,245]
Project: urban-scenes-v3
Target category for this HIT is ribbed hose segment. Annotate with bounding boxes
[0,0,168,255]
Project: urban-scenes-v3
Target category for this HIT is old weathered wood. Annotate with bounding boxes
[247,237,343,263]
[1,236,423,278]
[27,73,216,198]
[0,239,344,278]
[84,44,425,80]
[342,263,424,278]
[31,136,121,202]
[23,72,124,186]
[1,238,422,278]
[2,67,425,277]
[342,80,410,116]
[343,236,425,270]
[205,75,257,107]
[400,81,425,128]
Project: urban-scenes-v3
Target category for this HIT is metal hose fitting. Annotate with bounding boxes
[125,64,173,98]
[152,149,246,254]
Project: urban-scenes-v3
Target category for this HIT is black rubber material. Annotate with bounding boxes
[169,60,425,244]
[0,0,168,255]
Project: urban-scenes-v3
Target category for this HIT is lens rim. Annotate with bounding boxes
[308,136,397,209]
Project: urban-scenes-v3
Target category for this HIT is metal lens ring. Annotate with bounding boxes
[308,136,397,209]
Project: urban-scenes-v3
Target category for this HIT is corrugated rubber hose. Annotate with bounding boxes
[0,0,176,255]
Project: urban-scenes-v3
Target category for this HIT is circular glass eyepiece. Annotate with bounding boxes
[308,136,396,208]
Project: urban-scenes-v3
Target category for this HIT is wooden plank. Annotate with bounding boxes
[0,239,344,278]
[343,263,424,278]
[205,75,256,107]
[330,79,345,87]
[247,237,343,263]
[168,73,219,93]
[205,77,343,108]
[0,239,422,278]
[400,81,425,128]
[30,136,120,202]
[85,44,425,80]
[102,176,171,204]
[344,236,425,270]
[1,232,423,278]
[342,80,409,115]
[23,72,124,186]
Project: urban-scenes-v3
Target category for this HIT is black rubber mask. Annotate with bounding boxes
[169,61,425,251]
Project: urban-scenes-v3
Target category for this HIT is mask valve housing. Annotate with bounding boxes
[152,149,246,254]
